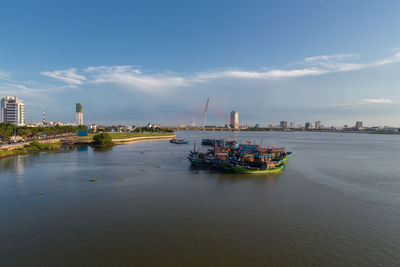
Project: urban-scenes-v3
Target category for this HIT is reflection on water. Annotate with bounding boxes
[216,172,280,187]
[0,153,39,175]
[188,165,281,185]
[77,146,89,152]
[1,131,400,266]
[92,146,113,152]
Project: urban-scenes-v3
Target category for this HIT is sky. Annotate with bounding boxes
[1,0,400,127]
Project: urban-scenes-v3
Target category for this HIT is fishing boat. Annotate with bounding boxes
[170,138,189,144]
[231,163,286,174]
[201,138,236,147]
[201,139,214,146]
[187,152,213,167]
[187,139,292,174]
[216,159,234,170]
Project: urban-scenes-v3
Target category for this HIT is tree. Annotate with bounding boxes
[92,133,113,146]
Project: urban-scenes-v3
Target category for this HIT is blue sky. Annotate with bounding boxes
[1,0,400,126]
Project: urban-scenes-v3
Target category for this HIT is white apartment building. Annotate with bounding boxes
[1,96,25,126]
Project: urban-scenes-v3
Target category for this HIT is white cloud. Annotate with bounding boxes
[84,65,141,74]
[0,70,10,81]
[0,82,54,104]
[38,51,400,94]
[40,68,87,85]
[193,51,400,81]
[373,52,400,66]
[86,65,187,93]
[304,53,358,63]
[194,68,327,80]
[359,98,393,104]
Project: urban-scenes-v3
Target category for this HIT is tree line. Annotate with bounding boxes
[0,123,87,141]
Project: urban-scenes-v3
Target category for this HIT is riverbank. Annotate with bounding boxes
[111,134,176,144]
[0,133,176,159]
[0,141,61,159]
[62,133,176,145]
[81,132,175,141]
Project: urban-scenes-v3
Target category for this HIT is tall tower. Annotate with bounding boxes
[230,110,239,129]
[202,98,210,129]
[76,103,83,125]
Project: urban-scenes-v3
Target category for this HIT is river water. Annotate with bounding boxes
[0,131,399,266]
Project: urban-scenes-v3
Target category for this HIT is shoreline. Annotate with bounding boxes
[0,142,62,159]
[0,134,176,160]
[176,128,400,135]
[111,134,176,144]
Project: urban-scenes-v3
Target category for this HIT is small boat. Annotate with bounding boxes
[170,138,189,144]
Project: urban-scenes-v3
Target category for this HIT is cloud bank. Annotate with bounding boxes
[2,49,400,125]
[359,98,393,104]
[41,68,87,85]
[39,51,400,94]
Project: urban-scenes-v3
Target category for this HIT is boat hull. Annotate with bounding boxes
[232,164,286,174]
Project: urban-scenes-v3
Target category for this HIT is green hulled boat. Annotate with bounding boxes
[231,164,286,174]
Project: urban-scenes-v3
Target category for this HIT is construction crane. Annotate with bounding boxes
[202,98,210,129]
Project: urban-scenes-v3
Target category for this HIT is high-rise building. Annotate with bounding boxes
[355,121,363,130]
[315,121,321,129]
[76,103,83,125]
[280,121,288,128]
[289,122,296,128]
[305,122,311,129]
[230,110,239,129]
[1,96,25,126]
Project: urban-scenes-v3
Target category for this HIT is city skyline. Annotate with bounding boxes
[0,95,396,129]
[1,1,400,126]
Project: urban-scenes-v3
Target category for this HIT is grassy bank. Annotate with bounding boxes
[0,141,61,158]
[79,132,175,141]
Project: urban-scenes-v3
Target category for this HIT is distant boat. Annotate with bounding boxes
[170,139,189,144]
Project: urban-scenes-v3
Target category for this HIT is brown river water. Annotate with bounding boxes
[0,131,399,266]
